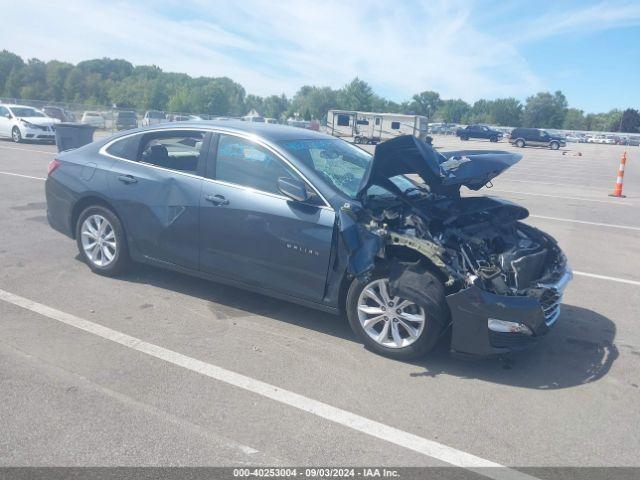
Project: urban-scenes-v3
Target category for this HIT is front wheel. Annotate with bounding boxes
[460,135,468,141]
[12,127,22,143]
[76,205,130,276]
[515,139,525,148]
[346,270,448,360]
[490,136,498,143]
[550,141,559,150]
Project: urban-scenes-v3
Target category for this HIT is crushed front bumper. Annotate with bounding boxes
[446,269,572,357]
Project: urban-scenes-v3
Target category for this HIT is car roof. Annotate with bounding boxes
[117,120,333,142]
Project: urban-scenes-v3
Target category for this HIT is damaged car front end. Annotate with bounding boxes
[339,135,572,358]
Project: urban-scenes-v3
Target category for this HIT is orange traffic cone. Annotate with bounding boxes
[609,152,627,198]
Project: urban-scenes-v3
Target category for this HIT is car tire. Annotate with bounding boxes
[550,141,559,150]
[11,127,22,143]
[515,139,525,148]
[76,205,130,276]
[346,268,448,360]
[490,136,498,143]
[461,135,468,141]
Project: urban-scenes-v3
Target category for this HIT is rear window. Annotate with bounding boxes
[118,112,136,119]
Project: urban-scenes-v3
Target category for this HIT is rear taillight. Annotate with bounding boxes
[47,158,61,176]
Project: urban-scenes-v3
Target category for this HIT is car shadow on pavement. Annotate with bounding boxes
[116,262,617,390]
[115,262,355,340]
[411,304,619,389]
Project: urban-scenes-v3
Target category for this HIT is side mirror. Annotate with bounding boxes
[4,114,11,119]
[277,177,309,202]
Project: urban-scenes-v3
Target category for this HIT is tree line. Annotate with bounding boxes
[1,50,639,132]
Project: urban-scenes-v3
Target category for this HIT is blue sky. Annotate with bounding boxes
[1,0,639,113]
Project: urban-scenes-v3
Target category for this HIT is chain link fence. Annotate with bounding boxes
[0,97,223,136]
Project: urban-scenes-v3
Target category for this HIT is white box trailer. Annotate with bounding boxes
[326,110,429,144]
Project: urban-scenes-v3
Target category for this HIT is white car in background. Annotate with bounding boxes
[81,111,106,129]
[142,110,167,126]
[0,104,59,143]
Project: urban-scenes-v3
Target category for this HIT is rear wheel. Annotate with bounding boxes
[460,135,468,141]
[11,127,22,143]
[515,139,525,148]
[76,205,129,276]
[346,269,447,360]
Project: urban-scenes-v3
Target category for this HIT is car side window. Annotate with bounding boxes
[138,131,205,173]
[215,134,312,199]
[105,135,140,160]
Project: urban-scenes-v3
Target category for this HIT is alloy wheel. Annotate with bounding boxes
[80,214,117,267]
[356,278,426,349]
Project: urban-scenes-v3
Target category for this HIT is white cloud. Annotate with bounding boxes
[1,0,546,101]
[514,1,640,42]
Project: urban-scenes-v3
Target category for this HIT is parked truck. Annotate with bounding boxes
[326,110,429,144]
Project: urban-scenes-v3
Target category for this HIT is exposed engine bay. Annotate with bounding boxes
[337,134,571,356]
[341,134,568,299]
[355,195,567,297]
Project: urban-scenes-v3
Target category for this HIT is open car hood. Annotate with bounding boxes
[357,135,522,198]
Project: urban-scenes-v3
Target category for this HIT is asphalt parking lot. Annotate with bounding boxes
[0,135,639,473]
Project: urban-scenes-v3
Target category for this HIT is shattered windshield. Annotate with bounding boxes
[280,138,413,198]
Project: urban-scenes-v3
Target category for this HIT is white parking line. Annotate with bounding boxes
[528,215,640,231]
[505,171,616,182]
[0,145,55,154]
[573,271,640,286]
[0,288,538,480]
[500,178,610,188]
[0,171,46,180]
[2,341,262,459]
[486,189,634,206]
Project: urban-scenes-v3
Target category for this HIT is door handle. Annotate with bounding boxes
[118,174,137,185]
[204,194,229,206]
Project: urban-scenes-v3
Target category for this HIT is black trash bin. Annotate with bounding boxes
[54,123,96,152]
